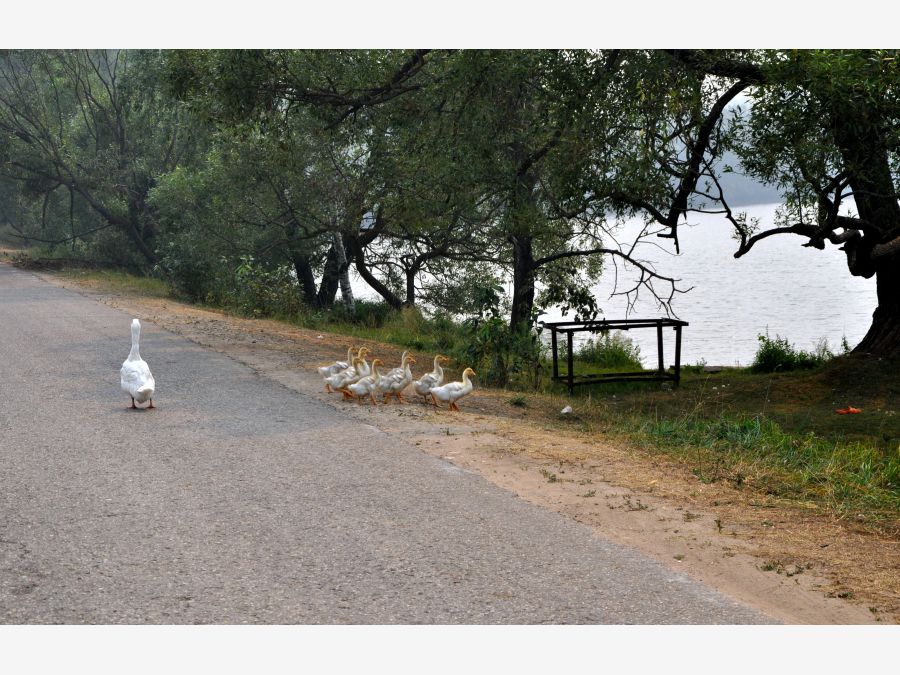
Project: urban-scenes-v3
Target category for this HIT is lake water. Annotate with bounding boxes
[538,203,878,366]
[348,202,878,367]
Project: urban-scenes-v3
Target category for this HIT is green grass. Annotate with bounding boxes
[572,332,643,369]
[750,332,838,372]
[288,304,473,363]
[58,269,172,298]
[562,359,900,529]
[0,223,25,249]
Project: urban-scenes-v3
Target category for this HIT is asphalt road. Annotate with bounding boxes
[0,264,772,623]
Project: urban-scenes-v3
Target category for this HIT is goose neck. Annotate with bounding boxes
[129,322,142,360]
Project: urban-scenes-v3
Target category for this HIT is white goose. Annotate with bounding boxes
[326,356,366,396]
[344,359,383,405]
[430,367,476,412]
[121,318,155,409]
[322,347,367,392]
[379,353,416,403]
[324,347,370,393]
[318,345,355,379]
[413,354,450,402]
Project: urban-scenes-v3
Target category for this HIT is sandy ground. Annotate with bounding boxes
[32,268,899,624]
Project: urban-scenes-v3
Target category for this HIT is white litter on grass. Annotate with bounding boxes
[560,405,573,415]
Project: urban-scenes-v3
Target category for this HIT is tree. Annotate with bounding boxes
[645,50,900,357]
[164,49,683,332]
[0,50,203,267]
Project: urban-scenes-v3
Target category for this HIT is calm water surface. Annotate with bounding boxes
[539,203,878,366]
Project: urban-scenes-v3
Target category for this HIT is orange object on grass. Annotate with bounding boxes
[835,406,862,415]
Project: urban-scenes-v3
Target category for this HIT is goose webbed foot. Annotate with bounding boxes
[129,397,138,409]
[147,400,155,409]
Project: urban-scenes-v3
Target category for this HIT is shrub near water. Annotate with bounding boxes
[751,333,834,373]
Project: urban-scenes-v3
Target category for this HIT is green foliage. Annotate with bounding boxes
[508,395,528,407]
[751,333,834,373]
[575,332,643,370]
[348,300,398,329]
[0,51,206,268]
[640,413,899,515]
[4,48,896,358]
[461,283,545,388]
[228,255,304,318]
[154,237,223,302]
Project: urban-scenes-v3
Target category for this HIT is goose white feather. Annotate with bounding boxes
[379,353,415,403]
[430,367,475,411]
[325,356,366,395]
[345,359,383,405]
[413,354,449,401]
[318,345,355,378]
[323,348,369,393]
[120,318,155,409]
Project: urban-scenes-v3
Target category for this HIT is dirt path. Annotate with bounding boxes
[39,269,898,623]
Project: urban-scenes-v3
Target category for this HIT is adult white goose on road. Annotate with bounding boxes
[121,318,155,409]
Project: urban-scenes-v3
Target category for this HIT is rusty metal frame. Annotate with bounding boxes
[541,318,689,394]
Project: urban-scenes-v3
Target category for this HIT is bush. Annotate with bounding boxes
[227,255,304,318]
[751,333,833,373]
[575,332,643,370]
[155,238,223,302]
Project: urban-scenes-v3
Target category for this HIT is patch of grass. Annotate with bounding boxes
[539,468,558,483]
[58,269,172,298]
[508,395,528,408]
[574,332,643,370]
[750,333,836,373]
[638,411,899,521]
[623,496,649,511]
[288,304,476,369]
[559,355,900,531]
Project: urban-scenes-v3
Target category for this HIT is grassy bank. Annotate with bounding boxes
[561,363,900,529]
[44,265,900,533]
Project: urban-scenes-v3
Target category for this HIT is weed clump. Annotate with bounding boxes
[751,333,834,373]
[574,332,643,370]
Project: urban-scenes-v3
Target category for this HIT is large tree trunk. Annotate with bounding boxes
[832,103,900,357]
[405,266,416,307]
[854,262,900,357]
[347,236,403,310]
[316,244,341,309]
[509,233,536,333]
[291,253,318,307]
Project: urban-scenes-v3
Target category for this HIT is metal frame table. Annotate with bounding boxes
[542,318,689,394]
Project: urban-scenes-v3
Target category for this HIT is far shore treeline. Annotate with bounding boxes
[1,50,899,366]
